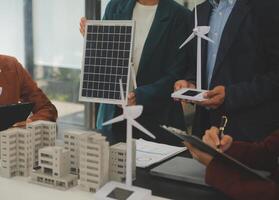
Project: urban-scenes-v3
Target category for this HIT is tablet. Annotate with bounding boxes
[161,125,270,181]
[171,88,208,102]
[150,157,209,187]
[0,102,34,131]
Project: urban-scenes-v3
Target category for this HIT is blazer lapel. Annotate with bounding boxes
[112,0,136,20]
[136,0,171,78]
[211,0,251,82]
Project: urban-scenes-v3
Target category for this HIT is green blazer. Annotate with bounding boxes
[97,0,192,139]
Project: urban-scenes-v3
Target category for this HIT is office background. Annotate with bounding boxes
[0,0,204,138]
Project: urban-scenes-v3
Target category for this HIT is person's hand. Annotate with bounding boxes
[174,80,196,91]
[79,17,87,37]
[13,118,32,128]
[202,127,233,152]
[173,80,196,102]
[128,92,136,106]
[184,142,213,166]
[198,86,225,109]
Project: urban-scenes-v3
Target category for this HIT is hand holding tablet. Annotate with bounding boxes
[172,85,225,110]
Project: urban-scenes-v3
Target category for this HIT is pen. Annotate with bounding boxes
[217,116,228,149]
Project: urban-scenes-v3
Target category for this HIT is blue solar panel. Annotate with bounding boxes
[79,21,134,105]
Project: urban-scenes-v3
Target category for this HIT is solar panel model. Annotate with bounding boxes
[79,20,135,105]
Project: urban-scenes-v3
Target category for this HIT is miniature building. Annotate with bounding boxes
[109,141,136,183]
[79,132,110,193]
[63,130,84,175]
[27,120,56,167]
[0,128,33,178]
[30,146,78,190]
[0,120,56,178]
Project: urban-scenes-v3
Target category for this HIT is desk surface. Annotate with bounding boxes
[0,168,227,200]
[0,177,167,200]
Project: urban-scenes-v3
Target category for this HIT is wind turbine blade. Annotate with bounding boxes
[194,0,198,27]
[128,118,156,139]
[103,115,125,126]
[119,79,126,107]
[199,34,214,43]
[179,33,195,49]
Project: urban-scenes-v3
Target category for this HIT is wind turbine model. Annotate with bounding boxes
[172,1,214,102]
[95,80,156,200]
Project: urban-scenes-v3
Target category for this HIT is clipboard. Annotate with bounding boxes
[161,125,270,181]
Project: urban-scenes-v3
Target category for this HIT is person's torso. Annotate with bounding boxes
[99,0,190,127]
[193,0,279,141]
[206,0,237,88]
[106,0,189,87]
[132,2,158,77]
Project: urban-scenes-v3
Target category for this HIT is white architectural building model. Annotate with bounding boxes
[64,130,85,175]
[31,146,78,190]
[0,128,33,178]
[79,132,110,193]
[27,120,56,167]
[109,141,136,183]
[0,121,56,178]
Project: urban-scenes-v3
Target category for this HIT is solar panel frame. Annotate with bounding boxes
[79,20,135,105]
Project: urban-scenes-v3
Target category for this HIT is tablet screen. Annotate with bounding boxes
[182,90,201,97]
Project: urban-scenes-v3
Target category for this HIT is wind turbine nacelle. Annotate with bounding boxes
[194,26,211,35]
[124,105,143,119]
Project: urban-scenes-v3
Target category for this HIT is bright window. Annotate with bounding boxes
[0,0,25,64]
[33,0,85,69]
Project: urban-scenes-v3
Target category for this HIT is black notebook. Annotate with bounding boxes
[0,102,34,131]
[161,125,270,181]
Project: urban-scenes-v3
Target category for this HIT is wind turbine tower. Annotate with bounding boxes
[179,1,214,90]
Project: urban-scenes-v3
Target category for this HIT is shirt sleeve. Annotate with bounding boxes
[16,60,58,122]
[224,130,279,172]
[205,130,279,200]
[205,158,279,200]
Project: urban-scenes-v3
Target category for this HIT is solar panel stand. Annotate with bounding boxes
[130,62,138,89]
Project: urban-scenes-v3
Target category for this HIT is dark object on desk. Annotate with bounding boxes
[151,157,210,187]
[151,156,270,188]
[107,187,134,200]
[0,102,34,131]
[162,125,270,181]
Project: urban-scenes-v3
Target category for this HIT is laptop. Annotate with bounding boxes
[0,102,34,131]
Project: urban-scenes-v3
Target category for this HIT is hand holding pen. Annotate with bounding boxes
[202,117,233,152]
